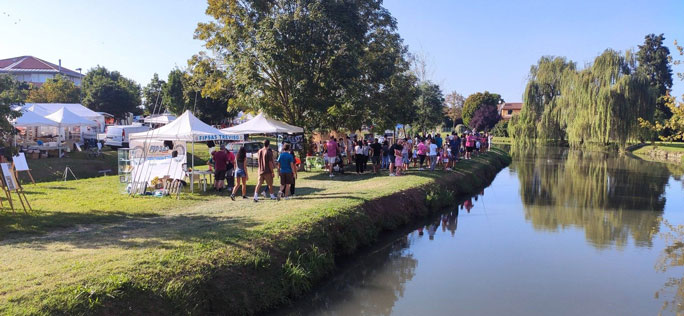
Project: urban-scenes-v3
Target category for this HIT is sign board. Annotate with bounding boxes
[194,134,243,142]
[128,140,187,184]
[1,163,18,191]
[278,134,304,151]
[12,153,29,171]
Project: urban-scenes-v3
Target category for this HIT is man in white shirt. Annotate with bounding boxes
[428,139,438,171]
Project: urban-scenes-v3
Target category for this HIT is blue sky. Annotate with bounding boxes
[1,0,683,102]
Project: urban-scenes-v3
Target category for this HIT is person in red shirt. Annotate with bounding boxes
[212,144,228,192]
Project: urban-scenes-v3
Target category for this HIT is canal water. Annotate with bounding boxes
[275,147,684,316]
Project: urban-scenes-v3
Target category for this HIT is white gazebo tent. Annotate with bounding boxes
[220,112,303,134]
[44,107,97,157]
[129,110,242,192]
[12,110,59,147]
[144,113,176,125]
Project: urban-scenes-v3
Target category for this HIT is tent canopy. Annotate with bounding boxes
[144,114,176,125]
[21,103,102,120]
[45,107,97,126]
[130,110,241,142]
[13,110,58,127]
[220,112,303,134]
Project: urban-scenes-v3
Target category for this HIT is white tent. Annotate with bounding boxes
[220,112,303,134]
[20,103,105,132]
[129,110,241,192]
[130,110,240,142]
[144,113,176,125]
[45,107,98,126]
[13,110,58,127]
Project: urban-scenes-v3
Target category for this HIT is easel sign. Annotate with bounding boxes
[12,153,35,184]
[0,162,31,214]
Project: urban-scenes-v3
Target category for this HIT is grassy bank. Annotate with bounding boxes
[631,143,684,164]
[0,149,511,315]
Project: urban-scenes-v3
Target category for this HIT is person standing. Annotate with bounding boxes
[225,147,236,191]
[354,140,363,174]
[393,139,404,176]
[417,138,427,170]
[434,133,443,149]
[346,136,354,165]
[325,136,337,177]
[253,139,276,202]
[388,140,398,176]
[277,143,297,200]
[370,138,382,174]
[362,140,370,173]
[449,132,460,167]
[381,140,390,169]
[230,146,249,200]
[211,144,228,191]
[428,138,438,171]
[281,148,299,197]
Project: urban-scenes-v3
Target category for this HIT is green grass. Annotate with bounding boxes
[0,149,510,315]
[491,136,512,144]
[19,149,118,183]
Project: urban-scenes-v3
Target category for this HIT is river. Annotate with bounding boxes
[274,147,684,316]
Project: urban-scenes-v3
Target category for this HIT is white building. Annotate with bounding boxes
[0,56,84,86]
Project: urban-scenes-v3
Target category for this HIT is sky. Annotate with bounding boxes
[1,0,683,102]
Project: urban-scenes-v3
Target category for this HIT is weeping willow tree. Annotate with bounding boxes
[511,49,656,150]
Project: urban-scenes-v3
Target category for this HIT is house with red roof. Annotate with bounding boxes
[499,102,523,120]
[0,56,84,87]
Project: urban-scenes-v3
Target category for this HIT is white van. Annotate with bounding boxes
[104,124,150,148]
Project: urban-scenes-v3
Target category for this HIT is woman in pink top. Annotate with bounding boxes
[417,140,427,170]
[326,136,337,177]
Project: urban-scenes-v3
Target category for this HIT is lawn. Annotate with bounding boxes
[0,149,509,314]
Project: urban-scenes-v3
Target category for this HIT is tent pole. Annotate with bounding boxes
[191,139,195,193]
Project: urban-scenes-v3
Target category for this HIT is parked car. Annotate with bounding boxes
[104,124,150,149]
[225,141,276,166]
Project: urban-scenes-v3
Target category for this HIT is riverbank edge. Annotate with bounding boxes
[627,143,684,165]
[54,149,511,315]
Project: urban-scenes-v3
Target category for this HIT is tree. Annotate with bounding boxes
[637,34,673,121]
[443,91,464,128]
[162,69,187,115]
[469,104,500,132]
[412,81,444,133]
[82,66,141,118]
[639,94,684,142]
[184,53,237,124]
[462,91,503,127]
[26,75,80,103]
[142,73,166,115]
[194,0,410,133]
[0,74,24,146]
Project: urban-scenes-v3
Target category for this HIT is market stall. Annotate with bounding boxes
[44,108,97,157]
[128,110,242,194]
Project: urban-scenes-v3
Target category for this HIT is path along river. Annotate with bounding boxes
[274,147,684,316]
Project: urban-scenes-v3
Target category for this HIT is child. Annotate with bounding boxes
[442,146,450,170]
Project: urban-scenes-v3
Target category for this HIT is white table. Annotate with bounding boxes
[187,170,213,192]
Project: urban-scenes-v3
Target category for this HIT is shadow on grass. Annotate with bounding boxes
[2,211,262,252]
[0,210,159,241]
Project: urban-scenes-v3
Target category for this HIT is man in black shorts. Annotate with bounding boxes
[370,138,382,174]
[211,144,228,191]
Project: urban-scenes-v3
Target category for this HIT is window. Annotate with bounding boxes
[507,110,513,115]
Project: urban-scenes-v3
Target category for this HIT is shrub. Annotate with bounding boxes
[491,120,509,137]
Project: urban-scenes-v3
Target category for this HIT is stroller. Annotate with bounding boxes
[332,153,345,174]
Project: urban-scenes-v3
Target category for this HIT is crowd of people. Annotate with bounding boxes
[205,130,492,202]
[318,131,492,177]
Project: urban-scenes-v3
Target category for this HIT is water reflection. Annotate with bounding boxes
[511,146,670,248]
[655,220,684,315]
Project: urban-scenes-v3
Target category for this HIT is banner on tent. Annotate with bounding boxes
[278,134,304,151]
[195,134,243,142]
[129,140,187,184]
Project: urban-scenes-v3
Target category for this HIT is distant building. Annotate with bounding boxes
[500,102,522,120]
[0,56,84,87]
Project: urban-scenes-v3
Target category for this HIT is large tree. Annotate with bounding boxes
[184,53,237,124]
[462,91,503,127]
[142,73,166,115]
[469,103,500,132]
[637,33,673,121]
[0,74,25,146]
[443,91,464,128]
[26,75,80,103]
[195,0,411,133]
[412,81,444,133]
[162,69,187,115]
[82,66,141,118]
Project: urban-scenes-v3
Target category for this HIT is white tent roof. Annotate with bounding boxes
[130,110,241,142]
[45,107,97,126]
[220,112,303,134]
[13,110,58,127]
[21,103,103,120]
[144,114,176,125]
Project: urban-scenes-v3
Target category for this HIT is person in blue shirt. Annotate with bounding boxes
[276,143,297,200]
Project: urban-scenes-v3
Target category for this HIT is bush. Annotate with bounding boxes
[491,120,509,137]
